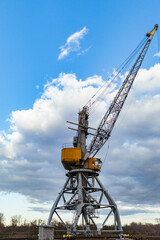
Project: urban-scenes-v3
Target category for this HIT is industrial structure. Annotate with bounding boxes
[39,24,158,239]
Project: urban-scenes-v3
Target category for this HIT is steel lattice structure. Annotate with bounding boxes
[88,34,156,158]
[47,169,122,235]
[39,25,158,239]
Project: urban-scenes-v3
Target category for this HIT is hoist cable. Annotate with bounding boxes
[85,36,147,114]
[156,30,160,63]
[86,36,148,116]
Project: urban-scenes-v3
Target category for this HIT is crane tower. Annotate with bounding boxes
[41,25,158,238]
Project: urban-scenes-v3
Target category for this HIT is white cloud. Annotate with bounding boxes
[0,64,160,222]
[134,63,160,93]
[154,52,160,57]
[0,73,106,201]
[77,46,91,56]
[58,27,88,60]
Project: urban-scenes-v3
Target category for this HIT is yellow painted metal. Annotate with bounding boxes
[123,234,130,237]
[61,148,102,171]
[61,147,82,162]
[88,158,102,171]
[61,147,82,170]
[146,24,158,37]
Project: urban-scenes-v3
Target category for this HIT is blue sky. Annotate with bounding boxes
[0,0,160,226]
[0,0,159,128]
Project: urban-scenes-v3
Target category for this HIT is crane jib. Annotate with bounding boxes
[88,26,158,158]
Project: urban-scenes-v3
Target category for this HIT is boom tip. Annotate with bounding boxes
[155,24,158,30]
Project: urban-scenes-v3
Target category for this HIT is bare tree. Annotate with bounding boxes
[11,215,22,226]
[23,218,29,226]
[0,213,5,227]
[155,218,160,224]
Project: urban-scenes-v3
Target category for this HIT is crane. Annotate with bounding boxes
[39,24,158,239]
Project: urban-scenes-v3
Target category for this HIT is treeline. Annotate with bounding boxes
[123,222,160,237]
[0,213,45,239]
[0,213,160,238]
[0,213,45,227]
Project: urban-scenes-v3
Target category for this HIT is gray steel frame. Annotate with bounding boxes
[88,35,153,158]
[47,169,122,236]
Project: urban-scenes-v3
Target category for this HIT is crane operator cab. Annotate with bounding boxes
[88,157,102,170]
[61,147,102,171]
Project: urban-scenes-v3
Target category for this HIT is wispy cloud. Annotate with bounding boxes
[58,27,88,60]
[154,52,160,57]
[77,46,91,56]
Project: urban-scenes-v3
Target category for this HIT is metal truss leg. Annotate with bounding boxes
[46,169,123,236]
[47,177,70,225]
[95,176,122,232]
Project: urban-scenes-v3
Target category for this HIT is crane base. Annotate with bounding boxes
[47,169,123,236]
